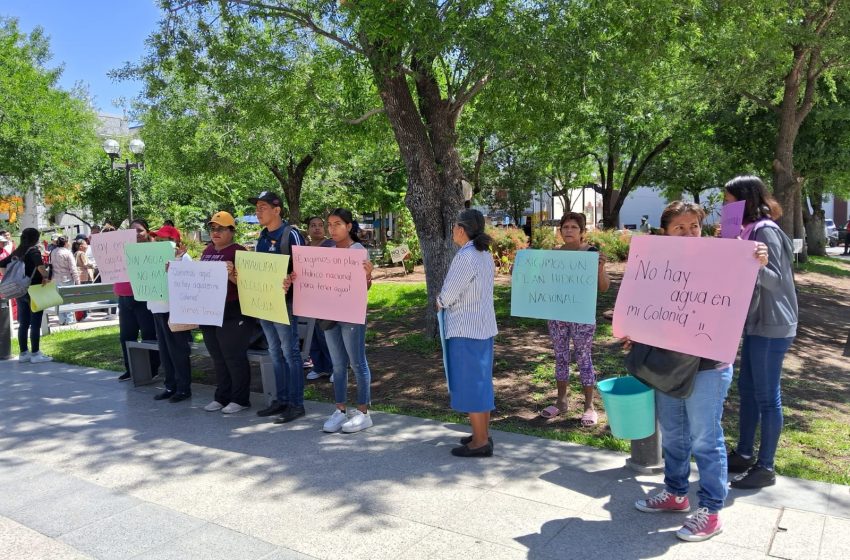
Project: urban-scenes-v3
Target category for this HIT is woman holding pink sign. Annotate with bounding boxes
[285,208,375,433]
[724,176,798,489]
[629,201,768,542]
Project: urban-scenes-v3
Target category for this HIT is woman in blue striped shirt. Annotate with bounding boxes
[438,209,498,457]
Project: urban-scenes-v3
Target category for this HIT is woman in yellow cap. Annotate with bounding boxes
[200,211,257,414]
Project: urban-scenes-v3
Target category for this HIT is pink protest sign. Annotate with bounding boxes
[89,229,137,283]
[720,201,746,239]
[613,236,760,363]
[291,245,368,324]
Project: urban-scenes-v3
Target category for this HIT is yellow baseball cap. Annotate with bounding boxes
[208,211,236,228]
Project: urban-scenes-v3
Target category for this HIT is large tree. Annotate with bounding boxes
[0,18,98,197]
[159,0,550,335]
[122,14,381,225]
[705,0,850,243]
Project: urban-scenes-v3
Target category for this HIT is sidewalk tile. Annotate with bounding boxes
[709,501,779,552]
[401,528,527,560]
[818,515,850,560]
[132,522,277,560]
[0,515,91,560]
[9,482,139,537]
[435,490,579,551]
[769,508,826,560]
[58,502,205,560]
[216,496,433,560]
[827,484,850,519]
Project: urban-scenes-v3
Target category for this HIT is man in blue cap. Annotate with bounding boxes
[249,191,307,423]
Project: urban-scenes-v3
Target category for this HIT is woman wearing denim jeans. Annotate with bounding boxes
[630,201,769,542]
[286,208,374,433]
[724,176,798,489]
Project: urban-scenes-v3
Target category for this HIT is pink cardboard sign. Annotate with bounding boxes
[720,200,746,239]
[89,229,137,283]
[613,236,760,363]
[291,245,368,324]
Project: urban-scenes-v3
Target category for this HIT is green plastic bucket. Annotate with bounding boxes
[597,376,655,440]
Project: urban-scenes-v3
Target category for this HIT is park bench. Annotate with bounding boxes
[124,318,317,407]
[40,283,117,335]
[125,340,277,406]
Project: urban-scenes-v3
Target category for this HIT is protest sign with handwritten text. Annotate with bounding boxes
[167,261,228,326]
[236,251,289,324]
[291,245,368,324]
[390,244,411,263]
[124,242,175,301]
[90,229,136,283]
[720,201,746,239]
[613,236,760,363]
[511,249,599,324]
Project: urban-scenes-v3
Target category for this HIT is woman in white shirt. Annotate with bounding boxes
[438,209,498,457]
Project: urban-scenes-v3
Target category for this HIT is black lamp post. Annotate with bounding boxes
[103,138,145,222]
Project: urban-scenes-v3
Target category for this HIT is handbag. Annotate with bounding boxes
[625,342,701,398]
[168,321,198,332]
[28,281,64,312]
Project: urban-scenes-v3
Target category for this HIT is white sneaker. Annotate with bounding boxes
[341,410,373,433]
[328,373,334,383]
[306,370,330,380]
[29,352,53,363]
[204,401,224,412]
[323,409,349,433]
[221,402,247,414]
[18,351,31,363]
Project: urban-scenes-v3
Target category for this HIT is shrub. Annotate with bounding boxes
[531,225,557,249]
[391,206,422,272]
[585,229,631,262]
[487,226,528,274]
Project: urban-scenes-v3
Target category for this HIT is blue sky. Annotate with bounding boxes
[2,0,162,114]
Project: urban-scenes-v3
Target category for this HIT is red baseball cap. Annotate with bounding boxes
[151,225,182,242]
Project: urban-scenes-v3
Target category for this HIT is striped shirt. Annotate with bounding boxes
[438,241,498,340]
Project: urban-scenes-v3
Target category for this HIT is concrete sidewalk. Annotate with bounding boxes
[1,360,847,560]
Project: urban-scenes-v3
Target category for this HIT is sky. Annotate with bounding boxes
[2,0,163,115]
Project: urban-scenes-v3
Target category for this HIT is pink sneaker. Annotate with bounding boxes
[634,490,690,513]
[676,507,723,542]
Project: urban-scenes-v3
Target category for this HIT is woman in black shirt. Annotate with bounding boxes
[0,228,52,363]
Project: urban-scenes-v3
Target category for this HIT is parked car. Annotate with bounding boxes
[825,219,839,247]
[839,221,850,244]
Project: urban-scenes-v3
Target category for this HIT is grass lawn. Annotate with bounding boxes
[14,275,849,485]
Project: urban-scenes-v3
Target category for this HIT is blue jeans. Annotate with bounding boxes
[309,324,333,374]
[259,314,303,407]
[325,322,371,406]
[736,335,794,470]
[656,365,733,513]
[16,295,44,353]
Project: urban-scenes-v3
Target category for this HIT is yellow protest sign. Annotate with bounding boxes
[235,251,289,324]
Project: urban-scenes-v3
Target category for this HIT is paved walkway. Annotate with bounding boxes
[1,359,847,560]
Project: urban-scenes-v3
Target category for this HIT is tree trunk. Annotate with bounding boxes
[269,154,313,226]
[376,70,463,337]
[803,179,827,256]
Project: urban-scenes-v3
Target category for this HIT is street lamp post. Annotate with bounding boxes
[102,138,145,222]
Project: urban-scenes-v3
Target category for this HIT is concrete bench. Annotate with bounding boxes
[125,340,277,406]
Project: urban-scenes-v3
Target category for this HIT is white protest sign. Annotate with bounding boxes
[167,260,228,326]
[390,244,411,263]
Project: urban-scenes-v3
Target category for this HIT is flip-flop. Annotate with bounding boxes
[581,409,598,427]
[539,405,562,419]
